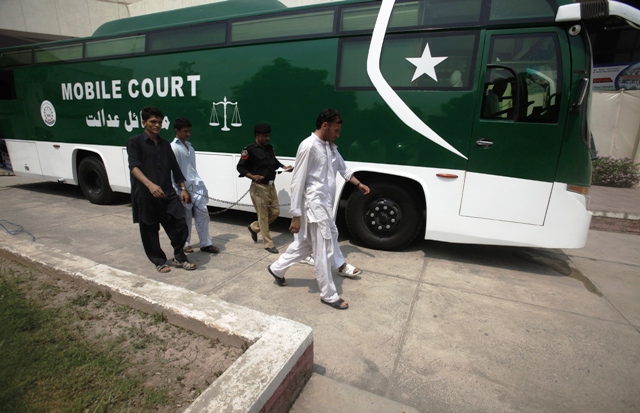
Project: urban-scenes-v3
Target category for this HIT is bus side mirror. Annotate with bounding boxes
[571,77,589,113]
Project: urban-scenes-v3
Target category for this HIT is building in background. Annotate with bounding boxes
[585,1,640,162]
[0,0,339,47]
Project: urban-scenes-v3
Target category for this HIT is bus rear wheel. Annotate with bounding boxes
[78,157,114,205]
[345,182,422,251]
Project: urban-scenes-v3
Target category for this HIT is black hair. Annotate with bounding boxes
[173,117,192,131]
[315,108,343,129]
[141,106,163,121]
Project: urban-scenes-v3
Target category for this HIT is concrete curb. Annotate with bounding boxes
[589,210,640,235]
[0,235,314,413]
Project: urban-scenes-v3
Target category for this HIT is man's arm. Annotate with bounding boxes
[237,148,264,182]
[168,148,191,204]
[128,136,165,198]
[131,167,165,198]
[288,140,312,234]
[170,142,191,204]
[348,176,370,195]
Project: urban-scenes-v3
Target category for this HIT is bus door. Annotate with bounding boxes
[461,29,568,226]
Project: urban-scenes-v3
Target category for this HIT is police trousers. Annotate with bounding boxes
[249,182,280,248]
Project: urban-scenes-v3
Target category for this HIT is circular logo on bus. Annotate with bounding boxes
[40,100,56,127]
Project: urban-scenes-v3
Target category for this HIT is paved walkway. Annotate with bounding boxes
[0,175,639,413]
[589,185,640,214]
[588,185,640,234]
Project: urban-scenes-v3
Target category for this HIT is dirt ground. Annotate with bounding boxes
[0,256,244,412]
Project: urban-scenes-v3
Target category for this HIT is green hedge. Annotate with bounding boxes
[592,156,640,188]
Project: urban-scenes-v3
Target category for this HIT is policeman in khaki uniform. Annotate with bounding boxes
[237,124,292,253]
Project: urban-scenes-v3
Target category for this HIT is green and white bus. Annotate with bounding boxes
[1,0,639,250]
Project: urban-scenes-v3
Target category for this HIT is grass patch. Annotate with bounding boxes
[0,259,243,413]
[0,267,156,412]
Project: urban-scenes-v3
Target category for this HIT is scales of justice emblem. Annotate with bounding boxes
[209,97,242,131]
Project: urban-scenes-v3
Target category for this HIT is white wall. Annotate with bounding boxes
[591,90,640,162]
[0,0,342,39]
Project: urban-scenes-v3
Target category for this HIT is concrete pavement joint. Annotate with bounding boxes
[564,253,640,269]
[422,278,637,328]
[384,252,431,399]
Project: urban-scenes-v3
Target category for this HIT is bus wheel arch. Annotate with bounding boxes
[76,151,115,205]
[345,174,425,251]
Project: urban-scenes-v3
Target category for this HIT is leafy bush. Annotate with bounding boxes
[592,156,640,188]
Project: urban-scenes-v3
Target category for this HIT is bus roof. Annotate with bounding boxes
[93,0,374,38]
[93,0,286,37]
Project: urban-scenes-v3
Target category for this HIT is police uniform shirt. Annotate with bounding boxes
[236,142,283,184]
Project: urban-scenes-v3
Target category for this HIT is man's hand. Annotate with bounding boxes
[180,189,191,204]
[283,165,293,172]
[250,174,264,182]
[359,183,370,195]
[148,182,165,198]
[289,216,301,234]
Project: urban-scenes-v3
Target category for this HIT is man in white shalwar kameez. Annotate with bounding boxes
[170,118,219,254]
[268,109,369,310]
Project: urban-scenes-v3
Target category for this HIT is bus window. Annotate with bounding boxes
[149,22,226,52]
[231,10,334,43]
[482,69,516,119]
[0,70,16,100]
[85,35,145,58]
[482,33,561,123]
[489,0,556,22]
[341,2,418,32]
[340,0,481,33]
[0,49,32,67]
[35,44,83,63]
[419,0,482,26]
[338,32,477,90]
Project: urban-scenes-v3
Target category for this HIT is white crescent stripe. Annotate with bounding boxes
[366,0,468,160]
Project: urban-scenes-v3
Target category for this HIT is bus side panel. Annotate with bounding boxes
[342,162,590,248]
[34,141,76,183]
[5,140,43,178]
[33,141,130,192]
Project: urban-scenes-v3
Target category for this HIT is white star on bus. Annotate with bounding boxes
[406,43,448,82]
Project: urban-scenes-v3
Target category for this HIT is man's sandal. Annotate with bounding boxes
[267,265,286,287]
[172,259,196,270]
[321,298,349,310]
[184,246,194,253]
[337,263,362,278]
[156,264,171,273]
[200,245,219,253]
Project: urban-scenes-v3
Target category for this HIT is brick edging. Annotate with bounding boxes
[590,214,640,235]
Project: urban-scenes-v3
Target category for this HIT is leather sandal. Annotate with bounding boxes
[337,263,362,278]
[172,259,196,270]
[156,264,171,273]
[200,245,219,253]
[321,298,349,310]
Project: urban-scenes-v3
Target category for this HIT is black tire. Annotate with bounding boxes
[78,157,115,205]
[346,181,423,251]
